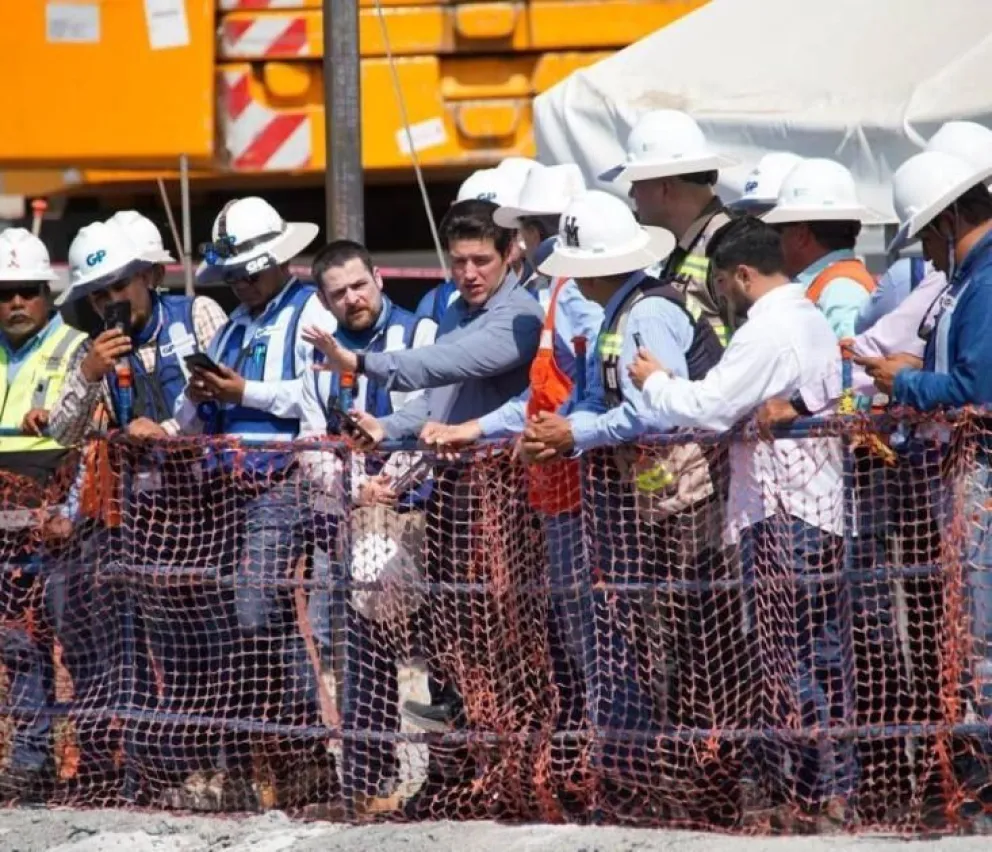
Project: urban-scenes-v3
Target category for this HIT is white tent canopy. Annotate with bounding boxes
[534,0,992,219]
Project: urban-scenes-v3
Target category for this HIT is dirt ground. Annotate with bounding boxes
[1,808,990,852]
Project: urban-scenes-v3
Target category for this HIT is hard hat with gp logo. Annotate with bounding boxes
[59,221,153,306]
[600,109,737,184]
[762,158,889,226]
[455,168,524,208]
[926,121,992,175]
[196,196,318,285]
[887,150,992,253]
[0,228,59,283]
[538,190,676,279]
[728,152,804,214]
[493,163,586,228]
[106,210,175,264]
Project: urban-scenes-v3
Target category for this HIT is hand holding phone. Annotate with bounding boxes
[327,397,376,444]
[104,301,132,336]
[184,352,226,377]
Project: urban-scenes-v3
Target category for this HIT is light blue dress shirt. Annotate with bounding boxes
[477,278,605,439]
[795,249,872,339]
[566,272,692,452]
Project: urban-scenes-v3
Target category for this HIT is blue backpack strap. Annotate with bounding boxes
[909,257,926,292]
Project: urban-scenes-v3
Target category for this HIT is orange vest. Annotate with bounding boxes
[526,278,583,516]
[806,258,876,304]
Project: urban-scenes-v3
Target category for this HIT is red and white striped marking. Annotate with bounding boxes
[219,15,309,58]
[218,0,314,11]
[221,69,312,171]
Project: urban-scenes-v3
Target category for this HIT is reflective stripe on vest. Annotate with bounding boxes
[806,258,877,305]
[0,322,88,453]
[210,279,315,442]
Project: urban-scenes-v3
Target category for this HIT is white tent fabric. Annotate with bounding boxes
[534,0,992,219]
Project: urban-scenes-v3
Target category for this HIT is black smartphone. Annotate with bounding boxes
[184,352,225,376]
[104,301,131,336]
[633,332,645,350]
[327,397,376,443]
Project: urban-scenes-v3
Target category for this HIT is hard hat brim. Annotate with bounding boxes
[887,164,992,254]
[55,258,155,307]
[537,225,675,279]
[761,203,891,226]
[492,204,564,229]
[0,268,60,283]
[600,152,738,184]
[727,197,777,215]
[196,222,318,284]
[142,249,177,264]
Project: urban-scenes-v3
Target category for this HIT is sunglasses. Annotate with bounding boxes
[0,284,45,303]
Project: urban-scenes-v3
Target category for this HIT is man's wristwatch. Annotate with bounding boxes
[789,391,812,417]
[355,352,366,375]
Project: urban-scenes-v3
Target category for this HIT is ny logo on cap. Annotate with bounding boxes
[6,249,18,269]
[563,216,580,248]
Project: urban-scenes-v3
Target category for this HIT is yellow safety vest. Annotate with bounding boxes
[661,204,734,347]
[0,320,88,453]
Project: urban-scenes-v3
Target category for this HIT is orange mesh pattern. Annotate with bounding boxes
[0,415,989,834]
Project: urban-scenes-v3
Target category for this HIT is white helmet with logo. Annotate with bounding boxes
[0,228,59,282]
[762,158,888,225]
[455,168,523,208]
[600,109,737,184]
[196,196,318,284]
[493,163,586,228]
[729,152,804,214]
[106,210,175,264]
[887,150,992,253]
[538,190,675,278]
[60,221,152,306]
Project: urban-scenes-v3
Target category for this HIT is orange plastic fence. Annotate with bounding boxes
[0,414,990,834]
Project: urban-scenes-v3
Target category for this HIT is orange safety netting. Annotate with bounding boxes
[0,412,990,834]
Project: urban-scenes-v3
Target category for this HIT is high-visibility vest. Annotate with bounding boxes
[660,202,734,346]
[525,278,581,516]
[0,320,88,453]
[806,258,877,304]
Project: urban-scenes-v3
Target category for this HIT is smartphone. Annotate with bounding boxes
[633,332,645,350]
[327,397,376,443]
[104,301,131,336]
[183,352,225,376]
[390,457,433,494]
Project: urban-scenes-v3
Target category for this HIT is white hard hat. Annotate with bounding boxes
[762,158,888,226]
[887,150,992,253]
[106,210,175,264]
[455,168,523,208]
[0,228,59,283]
[728,152,805,214]
[493,163,586,228]
[926,121,992,174]
[538,190,676,279]
[60,221,152,306]
[600,109,737,184]
[196,196,318,284]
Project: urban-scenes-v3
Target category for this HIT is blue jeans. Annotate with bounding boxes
[0,564,52,771]
[544,511,595,730]
[741,516,858,805]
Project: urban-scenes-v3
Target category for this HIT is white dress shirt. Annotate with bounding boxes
[641,283,843,543]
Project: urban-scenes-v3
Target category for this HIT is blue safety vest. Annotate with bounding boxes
[108,293,202,424]
[206,277,316,443]
[313,298,435,506]
[415,279,459,325]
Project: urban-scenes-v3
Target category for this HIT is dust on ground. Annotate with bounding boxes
[0,809,987,852]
